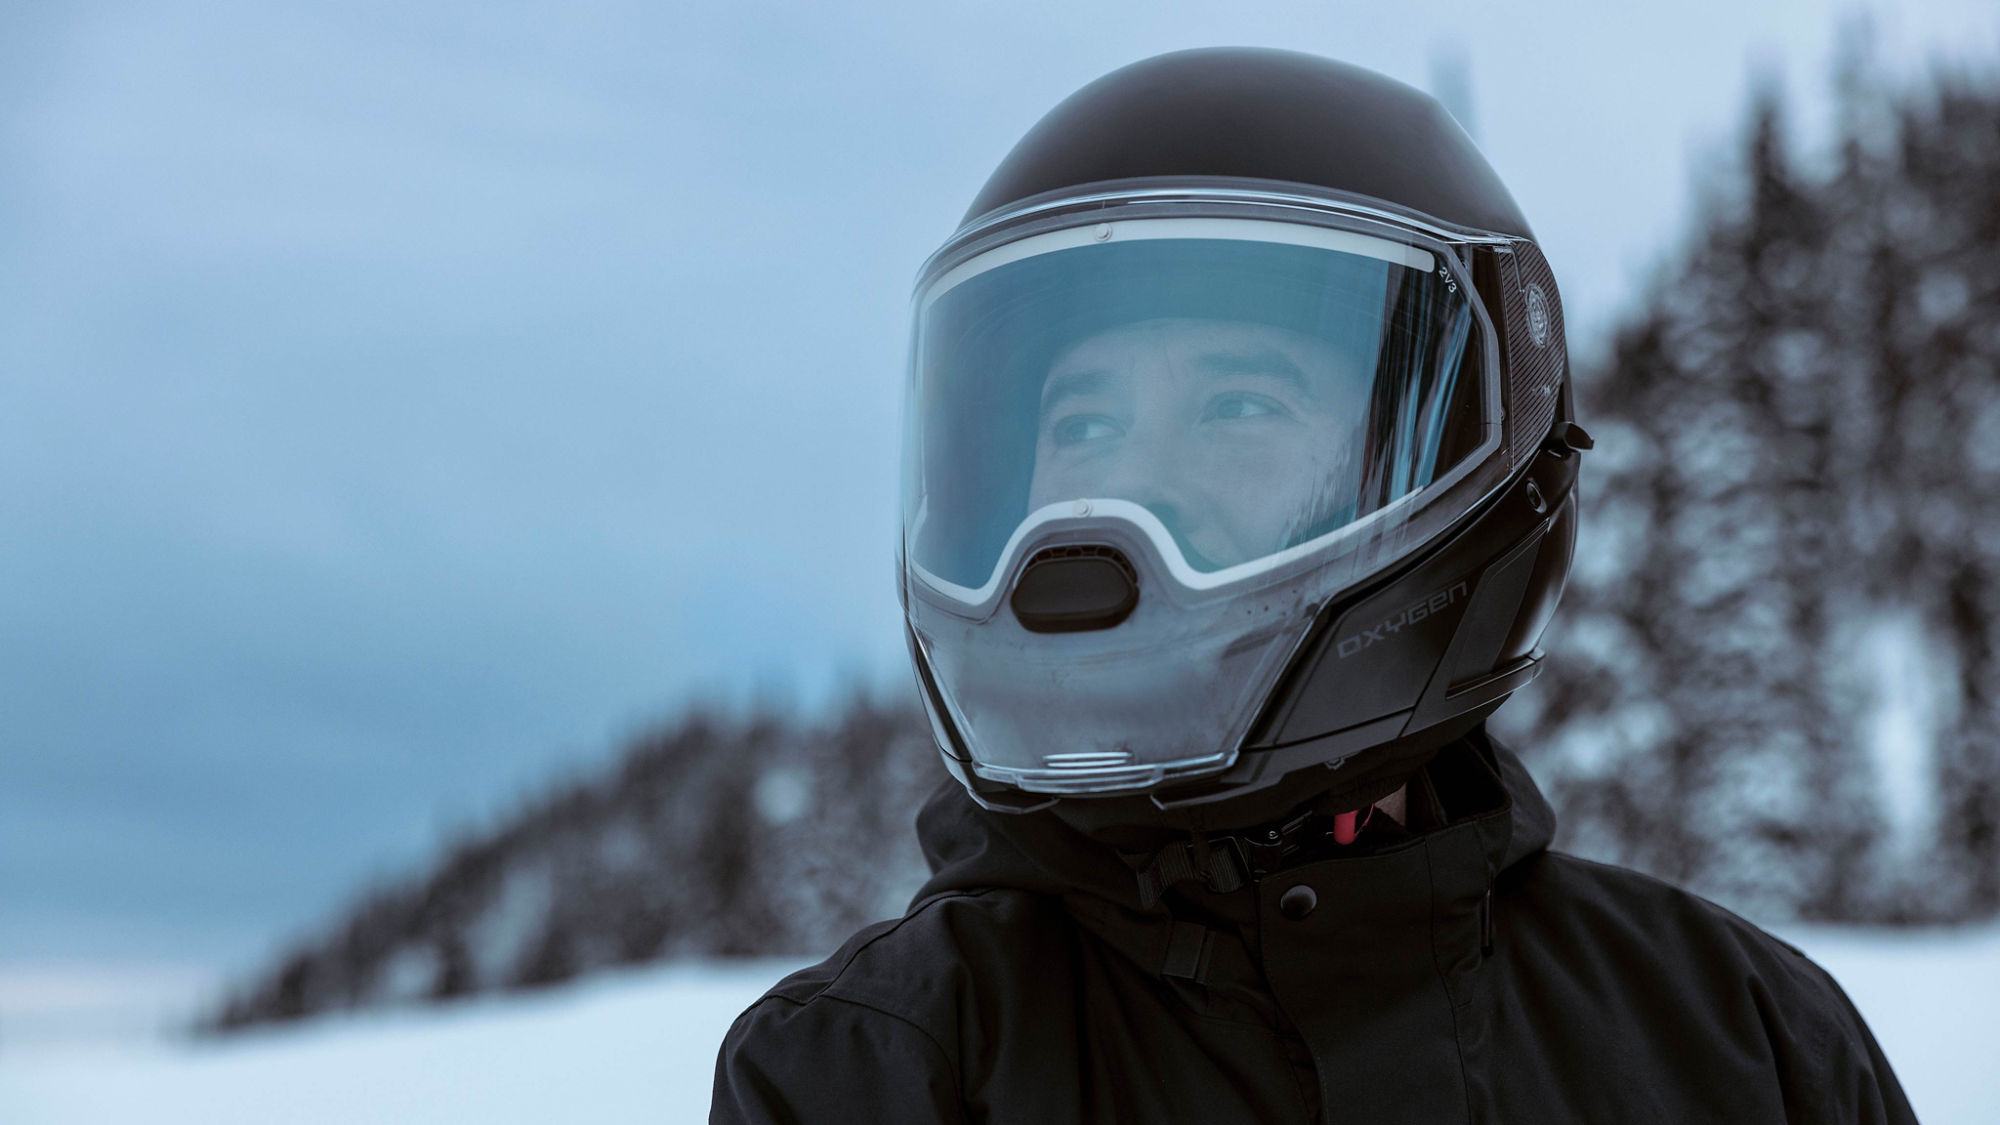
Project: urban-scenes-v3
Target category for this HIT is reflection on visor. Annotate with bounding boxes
[906,218,1486,593]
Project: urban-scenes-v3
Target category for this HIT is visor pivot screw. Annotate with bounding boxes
[1092,223,1113,242]
[1071,500,1093,517]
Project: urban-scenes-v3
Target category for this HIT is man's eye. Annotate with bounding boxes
[1203,392,1289,422]
[1051,414,1123,446]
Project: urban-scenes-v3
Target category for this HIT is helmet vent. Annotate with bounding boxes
[1010,545,1140,633]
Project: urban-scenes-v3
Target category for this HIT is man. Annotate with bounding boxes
[711,48,1915,1122]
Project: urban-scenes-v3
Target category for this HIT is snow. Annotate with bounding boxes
[2,928,1993,1123]
[0,958,810,1125]
[1787,924,1999,1125]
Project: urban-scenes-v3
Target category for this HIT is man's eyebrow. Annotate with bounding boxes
[1039,368,1113,414]
[1194,347,1312,395]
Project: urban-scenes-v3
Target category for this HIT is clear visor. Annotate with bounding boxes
[905,216,1494,602]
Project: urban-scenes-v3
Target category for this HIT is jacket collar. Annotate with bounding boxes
[909,728,1557,979]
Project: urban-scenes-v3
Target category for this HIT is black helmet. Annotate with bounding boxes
[900,47,1585,830]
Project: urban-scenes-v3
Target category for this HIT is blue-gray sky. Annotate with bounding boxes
[3,0,1996,973]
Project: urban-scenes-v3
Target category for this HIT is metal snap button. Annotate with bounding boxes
[1278,884,1317,920]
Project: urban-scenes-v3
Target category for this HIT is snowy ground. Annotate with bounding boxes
[2,926,1992,1124]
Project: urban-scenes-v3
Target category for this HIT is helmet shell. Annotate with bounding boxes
[964,47,1532,238]
[909,48,1581,824]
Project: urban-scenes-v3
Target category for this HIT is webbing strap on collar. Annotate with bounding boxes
[1160,919,1212,981]
[1134,831,1248,909]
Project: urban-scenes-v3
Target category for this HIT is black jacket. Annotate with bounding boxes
[711,734,1915,1122]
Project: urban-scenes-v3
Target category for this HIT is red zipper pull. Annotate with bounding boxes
[1331,804,1377,845]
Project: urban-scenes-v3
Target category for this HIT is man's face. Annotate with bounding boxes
[1029,317,1370,571]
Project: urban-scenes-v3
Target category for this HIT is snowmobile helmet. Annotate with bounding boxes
[900,47,1587,825]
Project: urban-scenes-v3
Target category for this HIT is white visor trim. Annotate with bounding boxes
[921,217,1437,313]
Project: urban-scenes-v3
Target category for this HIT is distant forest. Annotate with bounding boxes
[1495,45,2000,926]
[206,49,2000,1031]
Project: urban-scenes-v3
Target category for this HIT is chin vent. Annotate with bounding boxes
[1010,545,1139,633]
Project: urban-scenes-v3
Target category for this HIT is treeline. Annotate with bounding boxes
[1495,45,2000,923]
[203,698,938,1030]
[207,48,2000,1031]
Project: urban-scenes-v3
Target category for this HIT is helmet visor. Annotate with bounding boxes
[905,216,1495,602]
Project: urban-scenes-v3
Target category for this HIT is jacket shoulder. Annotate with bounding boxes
[1513,850,1814,959]
[711,888,1070,1123]
[712,976,962,1123]
[763,886,1069,1039]
[1505,851,1914,1122]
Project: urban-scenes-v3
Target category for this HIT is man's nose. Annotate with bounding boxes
[1096,433,1196,533]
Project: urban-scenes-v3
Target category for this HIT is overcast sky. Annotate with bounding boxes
[3,0,1996,974]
